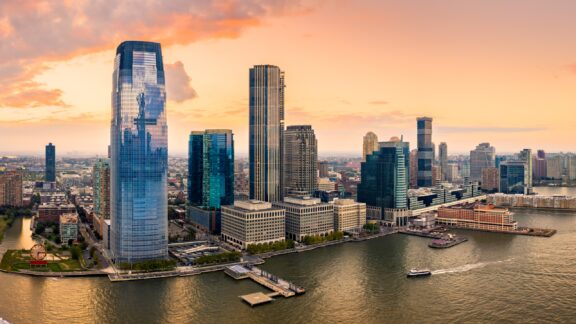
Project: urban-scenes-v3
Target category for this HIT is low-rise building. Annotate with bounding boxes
[187,205,221,234]
[273,196,334,241]
[38,203,76,223]
[332,199,366,232]
[436,204,517,231]
[221,200,285,249]
[59,213,79,244]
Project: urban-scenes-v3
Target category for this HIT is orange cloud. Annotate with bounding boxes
[0,0,316,108]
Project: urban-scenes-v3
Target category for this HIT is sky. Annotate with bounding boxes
[0,0,575,156]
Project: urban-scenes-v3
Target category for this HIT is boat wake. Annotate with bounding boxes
[431,259,513,275]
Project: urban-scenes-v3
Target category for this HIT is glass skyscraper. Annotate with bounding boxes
[417,117,433,187]
[249,65,285,202]
[110,41,168,263]
[358,138,409,216]
[499,161,527,194]
[188,130,234,209]
[45,143,56,182]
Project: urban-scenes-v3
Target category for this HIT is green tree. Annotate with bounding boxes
[70,246,82,260]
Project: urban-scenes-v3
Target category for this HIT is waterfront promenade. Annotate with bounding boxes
[107,228,398,282]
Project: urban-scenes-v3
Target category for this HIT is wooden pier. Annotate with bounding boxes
[226,265,305,306]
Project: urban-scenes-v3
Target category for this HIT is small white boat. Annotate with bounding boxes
[407,268,432,278]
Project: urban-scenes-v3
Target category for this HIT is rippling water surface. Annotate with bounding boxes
[1,187,575,323]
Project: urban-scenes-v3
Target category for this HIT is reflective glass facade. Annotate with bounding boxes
[499,162,526,194]
[45,143,56,182]
[249,65,285,202]
[358,140,409,215]
[110,41,168,262]
[188,130,234,209]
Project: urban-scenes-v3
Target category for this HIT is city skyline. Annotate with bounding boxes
[1,1,576,155]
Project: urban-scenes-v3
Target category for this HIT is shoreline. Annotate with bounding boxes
[1,229,398,281]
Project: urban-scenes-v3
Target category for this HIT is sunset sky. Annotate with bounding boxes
[1,0,575,156]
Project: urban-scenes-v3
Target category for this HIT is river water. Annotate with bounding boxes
[1,187,575,323]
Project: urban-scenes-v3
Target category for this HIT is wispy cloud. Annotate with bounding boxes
[369,100,388,105]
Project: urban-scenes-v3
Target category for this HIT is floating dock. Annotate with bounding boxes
[226,265,305,306]
[428,235,468,249]
[240,292,275,306]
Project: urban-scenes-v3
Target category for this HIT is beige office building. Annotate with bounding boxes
[333,199,366,232]
[273,196,334,241]
[221,200,285,249]
[318,177,336,191]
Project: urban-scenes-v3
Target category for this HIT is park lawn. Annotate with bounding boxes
[0,249,84,272]
[0,250,30,271]
[51,259,83,272]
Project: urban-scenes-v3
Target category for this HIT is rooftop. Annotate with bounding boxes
[281,196,322,206]
[60,213,79,224]
[233,200,273,211]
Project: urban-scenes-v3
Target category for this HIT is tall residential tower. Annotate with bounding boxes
[45,143,56,182]
[417,117,433,187]
[438,142,448,181]
[249,65,285,202]
[110,41,168,262]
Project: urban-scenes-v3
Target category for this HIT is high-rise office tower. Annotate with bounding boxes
[0,171,23,207]
[546,155,563,179]
[417,117,433,187]
[45,143,56,182]
[533,149,547,180]
[284,125,318,196]
[110,41,168,262]
[362,131,379,162]
[438,142,448,181]
[470,143,496,181]
[500,161,528,194]
[188,130,234,209]
[409,149,418,188]
[318,161,329,178]
[93,159,110,237]
[519,149,533,193]
[358,138,409,217]
[249,65,285,202]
